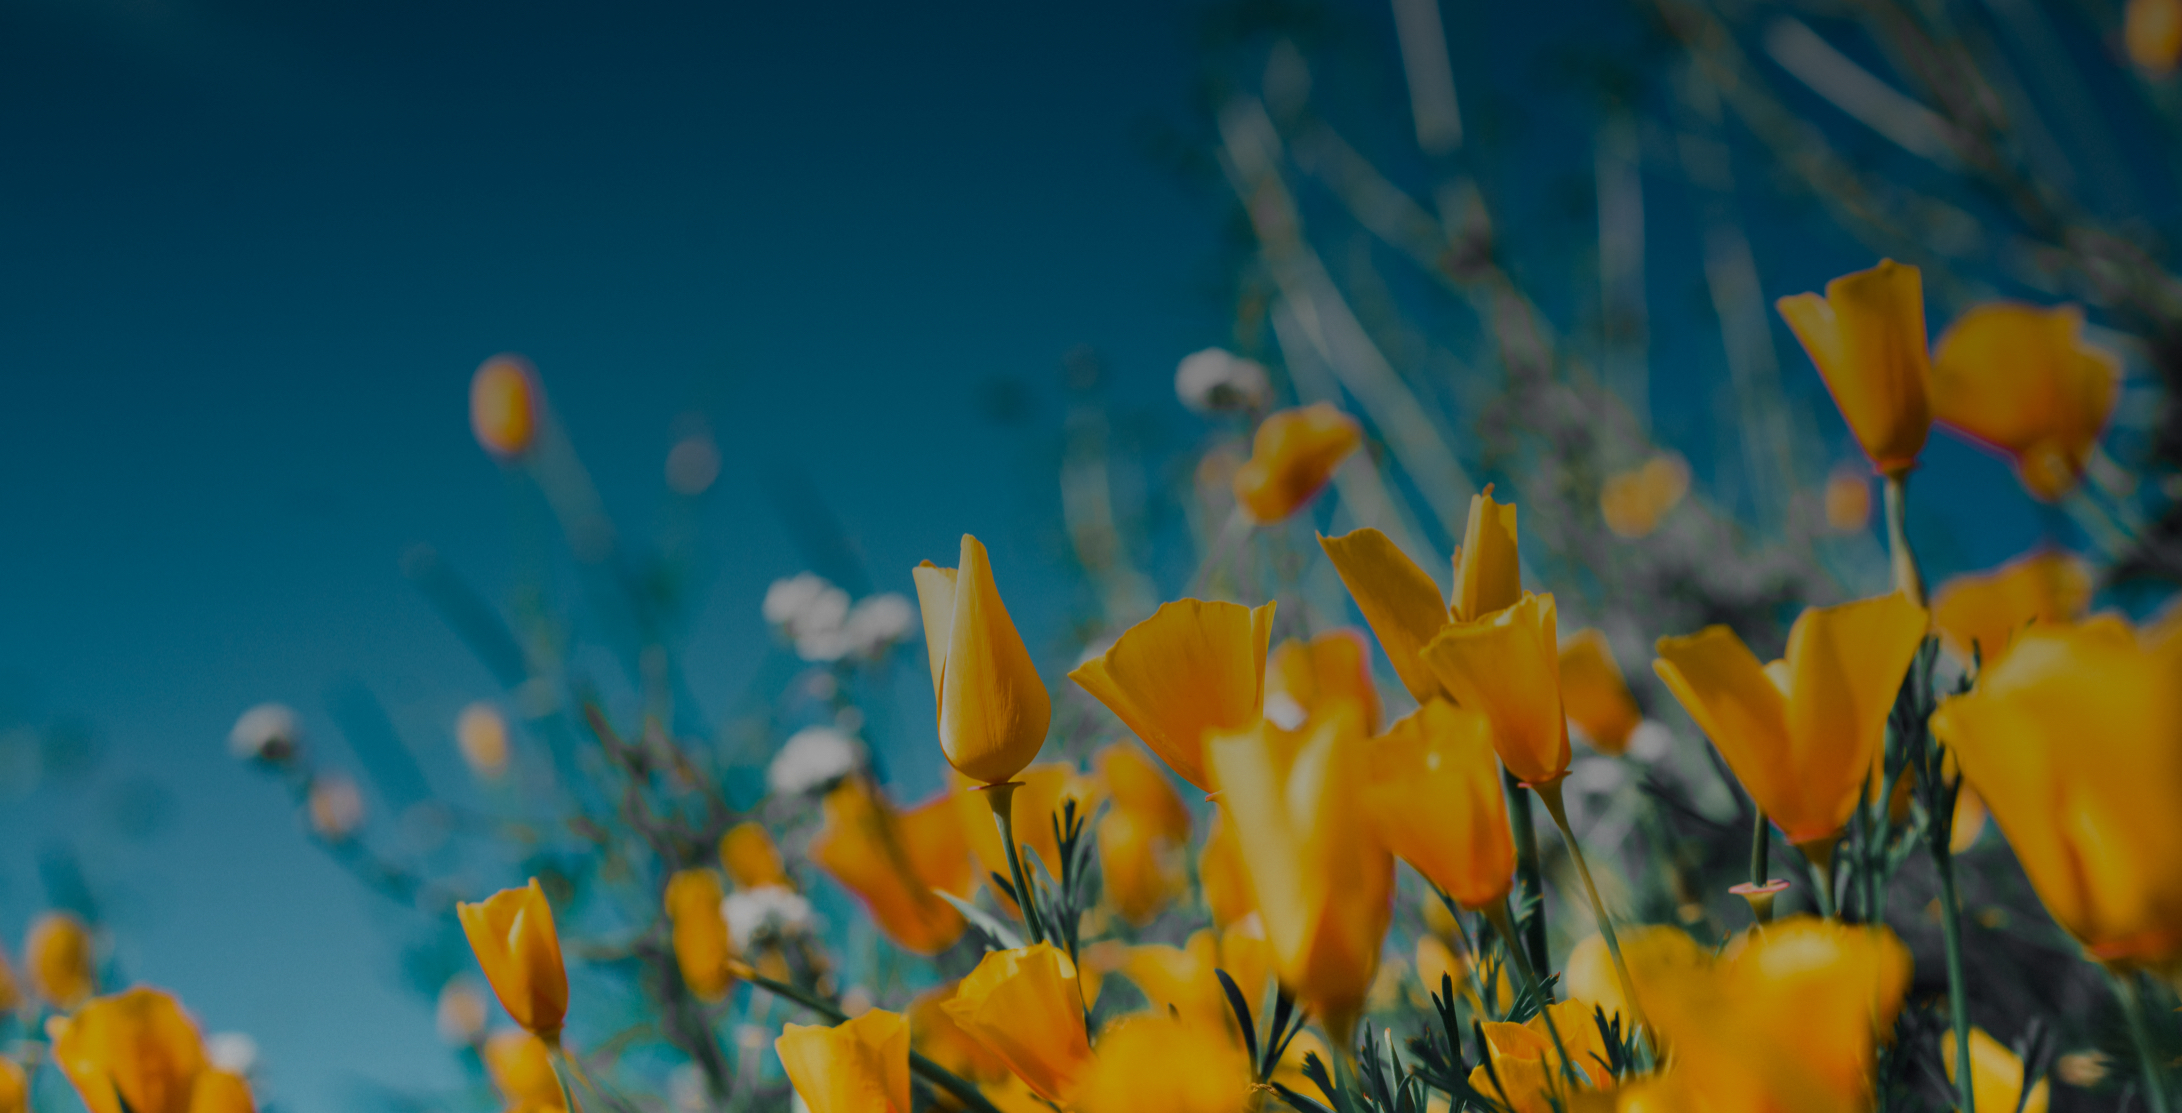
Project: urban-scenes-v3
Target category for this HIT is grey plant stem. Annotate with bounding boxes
[1502,766,1550,977]
[548,1048,584,1113]
[1803,836,1839,919]
[1533,778,1649,1043]
[739,963,1010,1113]
[1747,806,1775,924]
[1482,900,1587,1092]
[2114,968,2175,1113]
[984,781,1045,946]
[1883,472,1926,607]
[1934,845,1976,1111]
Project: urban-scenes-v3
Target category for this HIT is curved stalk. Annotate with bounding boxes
[1533,778,1649,1044]
[1802,836,1839,919]
[1482,901,1587,1093]
[981,781,1045,945]
[1934,848,1976,1113]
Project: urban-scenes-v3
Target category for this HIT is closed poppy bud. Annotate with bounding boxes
[1778,260,1933,477]
[1205,705,1393,1045]
[1422,593,1573,787]
[2130,0,2182,73]
[1097,808,1188,926]
[1558,628,1642,755]
[718,821,788,890]
[27,911,96,1008]
[808,777,964,956]
[470,355,540,458]
[0,1060,22,1113]
[1932,303,2120,501]
[482,1031,562,1111]
[1931,620,2182,967]
[942,944,1095,1104]
[53,987,209,1113]
[1932,550,2093,669]
[663,869,737,1002]
[1599,453,1690,539]
[188,1071,255,1113]
[1943,1027,2050,1113]
[1094,742,1192,843]
[777,1009,912,1113]
[1074,1011,1254,1113]
[913,535,1052,786]
[1231,402,1363,524]
[456,702,510,780]
[1654,593,1927,848]
[456,879,569,1042]
[1453,487,1524,622]
[1360,700,1514,911]
[1069,599,1276,792]
[1198,819,1255,928]
[1265,629,1381,734]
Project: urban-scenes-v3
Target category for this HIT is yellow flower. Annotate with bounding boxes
[1468,998,1617,1109]
[306,774,365,841]
[1265,629,1381,734]
[900,789,979,903]
[1122,924,1272,1033]
[1231,402,1363,523]
[1943,1027,2049,1113]
[1824,466,1873,533]
[913,534,1052,786]
[777,1009,912,1113]
[1564,926,1707,1032]
[1098,807,1189,926]
[470,355,539,458]
[1423,592,1572,787]
[908,982,1013,1087]
[942,944,1095,1104]
[1360,700,1514,911]
[1777,260,1933,477]
[1069,599,1275,792]
[663,869,737,1002]
[1653,593,1927,848]
[1931,303,2120,501]
[2130,0,2182,73]
[0,1060,23,1113]
[1318,527,1455,703]
[1452,488,1525,623]
[718,821,789,889]
[456,879,569,1042]
[1074,1011,1255,1113]
[28,911,96,1009]
[808,777,965,956]
[1931,619,2182,967]
[1930,550,2092,668]
[1598,454,1690,540]
[1558,628,1643,756]
[188,1071,255,1113]
[955,762,1077,895]
[1204,705,1393,1043]
[53,987,209,1113]
[482,1031,562,1112]
[1093,742,1192,843]
[0,944,17,1014]
[435,979,488,1046]
[456,703,510,780]
[1198,818,1256,928]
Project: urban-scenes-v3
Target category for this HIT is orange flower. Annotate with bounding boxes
[777,1009,912,1113]
[1264,629,1381,734]
[0,943,17,1013]
[1777,260,1933,477]
[808,777,965,955]
[954,762,1078,893]
[1360,700,1514,911]
[1423,592,1572,787]
[1122,925,1272,1033]
[1098,807,1189,926]
[1598,454,1690,539]
[913,534,1052,786]
[1231,402,1363,523]
[1931,549,2093,669]
[456,880,569,1041]
[943,945,1095,1104]
[908,982,1013,1086]
[718,821,789,889]
[1318,527,1454,703]
[469,355,540,458]
[482,1031,562,1112]
[1469,998,1618,1109]
[663,869,737,1002]
[900,789,978,903]
[27,911,96,1008]
[1069,599,1275,792]
[1093,742,1192,843]
[1564,926,1708,1031]
[2130,0,2182,74]
[0,1061,23,1113]
[1073,1011,1255,1113]
[1558,628,1642,756]
[1198,819,1256,928]
[189,1071,255,1113]
[1824,466,1873,532]
[1931,303,2120,501]
[52,987,209,1113]
[456,703,510,780]
[1943,1027,2050,1113]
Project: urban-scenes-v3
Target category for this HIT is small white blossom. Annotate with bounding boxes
[228,703,300,762]
[842,593,916,657]
[764,573,855,660]
[1626,720,1673,762]
[768,727,864,796]
[723,885,814,952]
[205,1032,258,1074]
[1175,348,1271,413]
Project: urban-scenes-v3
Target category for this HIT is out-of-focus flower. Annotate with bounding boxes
[1943,1027,2049,1113]
[470,355,540,459]
[1424,592,1571,787]
[1654,593,1927,848]
[908,982,1012,1086]
[1205,705,1392,1045]
[1599,453,1690,539]
[721,886,815,954]
[843,594,917,656]
[768,727,865,796]
[306,774,365,842]
[0,1061,23,1113]
[1468,998,1617,1108]
[1093,742,1191,843]
[664,870,737,1002]
[1931,550,2093,669]
[483,1030,562,1113]
[2054,1051,2110,1089]
[1070,599,1275,793]
[1932,619,2182,967]
[764,573,851,658]
[1564,926,1707,1031]
[1097,808,1188,927]
[1932,303,2120,501]
[53,987,208,1113]
[1231,403,1363,524]
[809,777,964,955]
[457,879,569,1042]
[0,944,17,1012]
[1074,1011,1254,1113]
[28,912,95,1008]
[719,822,789,890]
[435,979,488,1046]
[955,763,1077,888]
[227,704,300,763]
[1121,924,1271,1032]
[899,790,978,905]
[1361,700,1513,912]
[1175,348,1272,413]
[777,1009,911,1113]
[942,945,1094,1105]
[664,431,721,496]
[202,1033,256,1076]
[188,1071,255,1113]
[456,702,509,780]
[1777,260,1933,477]
[1265,629,1380,734]
[2130,0,2182,74]
[1823,466,1874,532]
[913,535,1051,786]
[1198,819,1255,928]
[1558,628,1642,756]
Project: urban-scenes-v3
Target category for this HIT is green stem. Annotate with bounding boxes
[1934,849,1976,1113]
[1883,473,1927,608]
[1483,901,1586,1092]
[741,966,1011,1113]
[1803,837,1839,919]
[1747,806,1771,889]
[1503,767,1550,979]
[1534,779,1650,1047]
[548,1047,584,1113]
[2113,968,2174,1113]
[985,782,1046,945]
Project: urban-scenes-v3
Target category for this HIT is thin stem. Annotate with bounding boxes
[1934,849,1976,1113]
[1883,473,1927,608]
[1482,901,1586,1093]
[983,782,1045,945]
[1803,837,1839,919]
[548,1047,584,1113]
[2113,968,2174,1113]
[737,964,1011,1113]
[1534,779,1650,1044]
[1747,806,1771,889]
[1503,767,1550,978]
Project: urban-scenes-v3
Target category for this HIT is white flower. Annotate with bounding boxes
[768,727,864,796]
[1626,719,1674,762]
[1175,348,1271,413]
[842,593,916,657]
[228,703,300,762]
[763,573,856,661]
[723,885,814,952]
[665,434,721,496]
[205,1031,259,1074]
[307,774,366,841]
